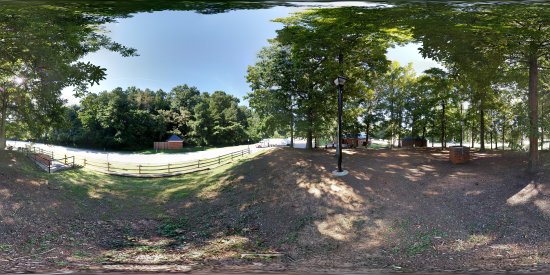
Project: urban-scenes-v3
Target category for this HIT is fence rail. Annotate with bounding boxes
[22,146,75,173]
[20,146,251,177]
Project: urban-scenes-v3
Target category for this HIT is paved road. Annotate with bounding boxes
[7,140,270,164]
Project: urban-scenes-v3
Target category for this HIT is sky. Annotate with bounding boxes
[62,2,441,105]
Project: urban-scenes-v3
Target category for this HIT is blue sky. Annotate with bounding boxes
[63,4,441,105]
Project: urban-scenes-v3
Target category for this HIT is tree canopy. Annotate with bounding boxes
[0,3,136,149]
[1,0,548,172]
[246,2,549,172]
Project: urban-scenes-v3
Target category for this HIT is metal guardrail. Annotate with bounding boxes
[21,146,252,177]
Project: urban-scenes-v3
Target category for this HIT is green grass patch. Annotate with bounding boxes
[387,218,447,257]
[368,143,389,149]
[7,149,267,219]
[72,250,92,259]
[57,150,262,198]
[405,229,447,256]
[158,217,189,238]
[0,244,13,253]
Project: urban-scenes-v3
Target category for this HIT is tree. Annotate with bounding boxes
[373,62,416,147]
[0,4,136,149]
[247,7,405,149]
[406,2,550,171]
[247,44,297,147]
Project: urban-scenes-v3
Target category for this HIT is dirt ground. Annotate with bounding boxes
[0,147,549,273]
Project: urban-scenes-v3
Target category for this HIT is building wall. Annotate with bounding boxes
[154,141,183,150]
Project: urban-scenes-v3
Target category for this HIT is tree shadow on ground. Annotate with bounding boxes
[154,147,549,271]
[1,148,549,272]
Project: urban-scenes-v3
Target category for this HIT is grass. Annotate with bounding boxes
[157,217,189,238]
[0,244,13,253]
[278,216,316,245]
[388,218,448,257]
[405,229,447,256]
[7,149,267,221]
[368,143,389,149]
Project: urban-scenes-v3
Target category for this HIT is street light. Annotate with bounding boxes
[460,101,470,147]
[333,76,348,176]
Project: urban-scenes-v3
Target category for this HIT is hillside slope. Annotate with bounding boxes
[0,148,549,273]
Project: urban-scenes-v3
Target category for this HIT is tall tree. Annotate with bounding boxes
[0,4,136,149]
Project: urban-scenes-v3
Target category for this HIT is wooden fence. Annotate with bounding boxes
[22,146,251,177]
[23,147,75,173]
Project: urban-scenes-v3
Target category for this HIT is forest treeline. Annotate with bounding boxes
[1,2,548,171]
[245,4,549,172]
[46,85,254,149]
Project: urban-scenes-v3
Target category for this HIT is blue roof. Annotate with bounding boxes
[166,134,183,142]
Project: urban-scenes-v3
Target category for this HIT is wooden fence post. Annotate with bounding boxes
[72,156,75,168]
[83,158,87,167]
[107,162,110,172]
[64,154,67,165]
[197,160,200,168]
[138,165,141,174]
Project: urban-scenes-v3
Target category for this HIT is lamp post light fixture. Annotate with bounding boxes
[333,76,348,176]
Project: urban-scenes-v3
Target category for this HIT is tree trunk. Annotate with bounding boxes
[480,103,485,151]
[366,115,371,148]
[489,129,493,150]
[422,125,426,139]
[306,128,313,149]
[496,124,499,149]
[398,109,402,148]
[390,100,394,149]
[540,101,544,151]
[502,122,505,150]
[306,111,313,150]
[527,55,539,173]
[432,120,436,148]
[411,115,417,138]
[471,127,475,148]
[541,126,544,151]
[0,91,8,150]
[290,106,294,148]
[441,103,446,148]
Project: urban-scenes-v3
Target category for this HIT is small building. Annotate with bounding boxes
[402,137,427,148]
[154,135,184,150]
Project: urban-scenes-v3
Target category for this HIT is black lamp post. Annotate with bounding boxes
[333,76,348,176]
[460,101,469,147]
[460,104,464,147]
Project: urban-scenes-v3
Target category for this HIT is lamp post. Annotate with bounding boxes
[460,101,470,147]
[333,76,348,176]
